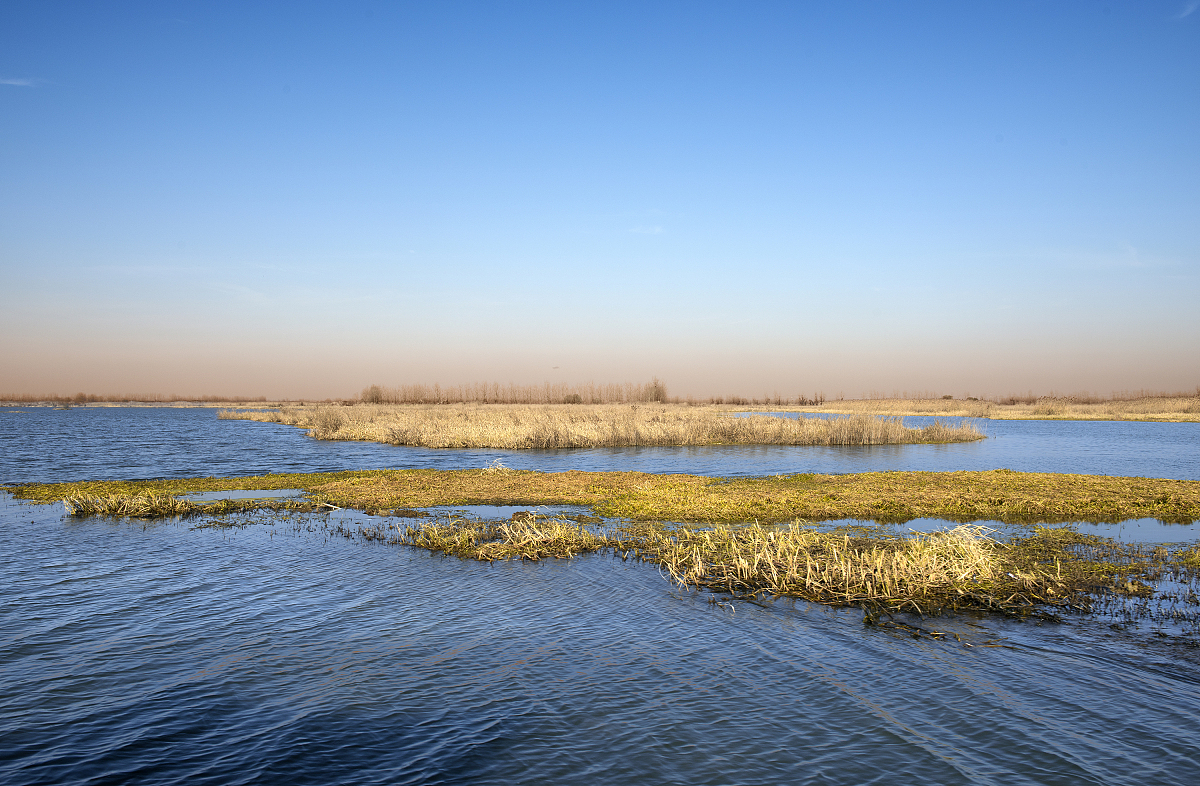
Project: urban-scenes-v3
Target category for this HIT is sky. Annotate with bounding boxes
[2,1,1198,400]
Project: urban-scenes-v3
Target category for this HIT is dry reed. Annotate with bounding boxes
[637,523,1017,613]
[794,394,1200,422]
[219,403,982,448]
[370,516,1131,617]
[384,515,612,561]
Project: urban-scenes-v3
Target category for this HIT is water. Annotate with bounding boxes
[3,407,1200,784]
[901,515,1200,545]
[2,406,1198,483]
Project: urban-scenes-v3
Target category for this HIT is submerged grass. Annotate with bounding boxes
[218,403,982,448]
[12,469,1200,525]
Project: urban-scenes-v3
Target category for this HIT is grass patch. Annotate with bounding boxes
[58,492,319,518]
[10,468,1200,524]
[369,514,612,561]
[7,470,390,503]
[63,493,196,517]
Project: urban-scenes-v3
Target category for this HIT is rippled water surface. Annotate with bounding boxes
[2,407,1200,784]
[1,406,1198,482]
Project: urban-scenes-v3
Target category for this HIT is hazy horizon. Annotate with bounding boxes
[3,376,1199,403]
[3,2,1197,400]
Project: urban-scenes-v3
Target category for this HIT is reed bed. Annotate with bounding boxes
[795,394,1200,422]
[218,403,982,448]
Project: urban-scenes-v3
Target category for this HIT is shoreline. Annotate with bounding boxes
[744,395,1200,422]
[5,396,1198,422]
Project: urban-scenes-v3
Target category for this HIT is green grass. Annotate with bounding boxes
[10,468,1200,524]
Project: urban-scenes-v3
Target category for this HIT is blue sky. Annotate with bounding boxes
[2,1,1197,399]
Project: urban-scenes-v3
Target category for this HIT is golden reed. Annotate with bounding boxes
[220,403,982,448]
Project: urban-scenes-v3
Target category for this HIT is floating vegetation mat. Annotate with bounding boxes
[359,514,1200,630]
[18,469,1200,633]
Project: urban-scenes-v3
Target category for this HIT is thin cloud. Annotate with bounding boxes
[1181,1,1200,18]
[630,226,664,235]
[1,78,38,87]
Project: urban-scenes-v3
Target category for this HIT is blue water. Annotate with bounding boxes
[1,406,1198,483]
[2,406,1200,785]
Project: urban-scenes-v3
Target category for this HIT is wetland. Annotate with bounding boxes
[3,405,1200,784]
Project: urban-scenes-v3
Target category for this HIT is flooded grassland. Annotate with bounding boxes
[5,407,1200,784]
[14,467,1198,524]
[11,467,1200,631]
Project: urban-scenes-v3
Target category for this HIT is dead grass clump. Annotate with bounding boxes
[637,524,1016,613]
[63,493,196,518]
[311,408,345,439]
[378,516,1111,617]
[220,403,982,449]
[381,516,612,560]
